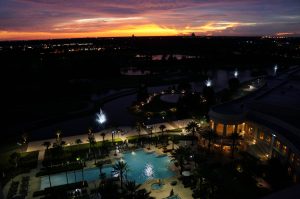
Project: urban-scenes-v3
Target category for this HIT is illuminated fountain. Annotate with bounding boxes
[205,79,212,87]
[96,108,107,125]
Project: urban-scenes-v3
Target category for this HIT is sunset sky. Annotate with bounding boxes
[0,0,300,40]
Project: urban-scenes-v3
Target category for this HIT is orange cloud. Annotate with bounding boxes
[276,32,294,36]
[0,21,256,40]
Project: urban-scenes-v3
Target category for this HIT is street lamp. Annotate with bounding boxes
[234,69,239,78]
[77,157,84,185]
[274,65,278,75]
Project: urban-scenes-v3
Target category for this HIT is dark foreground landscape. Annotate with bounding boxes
[1,36,300,199]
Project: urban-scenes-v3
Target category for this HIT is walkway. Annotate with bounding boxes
[26,119,193,152]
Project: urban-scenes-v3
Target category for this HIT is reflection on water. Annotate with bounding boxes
[144,163,154,178]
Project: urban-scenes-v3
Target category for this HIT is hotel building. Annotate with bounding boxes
[209,66,300,181]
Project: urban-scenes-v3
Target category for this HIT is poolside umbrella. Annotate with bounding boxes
[182,171,191,176]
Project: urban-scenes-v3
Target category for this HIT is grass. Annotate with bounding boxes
[0,150,39,170]
[42,139,124,167]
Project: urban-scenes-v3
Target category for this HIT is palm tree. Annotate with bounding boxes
[134,189,155,199]
[21,132,28,145]
[171,146,190,173]
[147,126,153,149]
[159,124,166,145]
[113,161,129,189]
[135,122,142,138]
[185,121,200,145]
[56,130,62,145]
[124,180,141,197]
[87,128,96,152]
[75,139,82,145]
[159,124,166,137]
[202,130,218,152]
[100,132,106,142]
[123,180,154,199]
[229,132,242,158]
[42,141,51,150]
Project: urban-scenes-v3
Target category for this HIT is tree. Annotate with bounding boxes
[100,132,106,142]
[42,141,51,150]
[124,180,154,199]
[229,132,242,158]
[51,144,64,164]
[135,122,142,138]
[113,161,129,189]
[203,85,215,106]
[55,130,62,145]
[20,132,28,145]
[75,139,82,145]
[87,128,97,163]
[202,129,218,152]
[185,121,200,145]
[228,77,240,91]
[172,146,190,173]
[159,124,166,137]
[98,179,120,198]
[124,180,141,197]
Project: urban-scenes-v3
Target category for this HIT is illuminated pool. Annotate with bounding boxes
[40,150,174,189]
[123,150,174,184]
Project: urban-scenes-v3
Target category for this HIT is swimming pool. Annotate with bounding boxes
[40,150,174,189]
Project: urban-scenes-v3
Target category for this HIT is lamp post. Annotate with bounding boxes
[77,157,84,186]
[274,65,278,76]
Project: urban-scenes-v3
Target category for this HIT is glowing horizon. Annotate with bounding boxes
[0,0,299,41]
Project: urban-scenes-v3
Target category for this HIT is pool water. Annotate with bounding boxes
[40,150,174,189]
[123,150,174,184]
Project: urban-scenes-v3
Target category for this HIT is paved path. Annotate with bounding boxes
[26,119,193,152]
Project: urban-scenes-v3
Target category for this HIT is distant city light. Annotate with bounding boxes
[234,69,239,78]
[96,108,107,124]
[205,79,212,87]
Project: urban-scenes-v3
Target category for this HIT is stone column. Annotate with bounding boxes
[269,134,276,158]
[255,127,259,139]
[213,122,217,133]
[223,124,227,137]
[234,124,238,134]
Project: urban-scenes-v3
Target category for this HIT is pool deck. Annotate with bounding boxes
[3,119,197,199]
[140,144,194,199]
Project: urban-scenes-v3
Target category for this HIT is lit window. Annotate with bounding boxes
[290,153,295,163]
[266,136,271,144]
[259,132,264,140]
[275,140,281,149]
[296,157,300,167]
[282,145,287,154]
